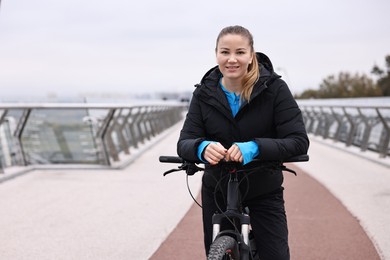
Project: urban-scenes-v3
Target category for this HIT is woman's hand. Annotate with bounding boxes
[203,142,227,165]
[226,144,243,163]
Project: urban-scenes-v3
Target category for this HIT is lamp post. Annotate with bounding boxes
[276,67,301,96]
[276,67,291,86]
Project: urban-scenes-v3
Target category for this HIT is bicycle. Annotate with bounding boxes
[159,154,309,260]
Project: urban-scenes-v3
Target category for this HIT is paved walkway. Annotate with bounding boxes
[151,149,384,259]
[0,122,388,259]
[298,135,390,259]
[151,134,389,259]
[0,123,202,260]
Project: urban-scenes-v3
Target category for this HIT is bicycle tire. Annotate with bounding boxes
[207,236,240,260]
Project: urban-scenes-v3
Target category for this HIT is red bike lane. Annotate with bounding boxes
[150,165,380,260]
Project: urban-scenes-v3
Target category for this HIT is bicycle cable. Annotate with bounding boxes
[213,168,242,237]
[186,174,202,208]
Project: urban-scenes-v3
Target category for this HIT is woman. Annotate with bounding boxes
[177,25,309,260]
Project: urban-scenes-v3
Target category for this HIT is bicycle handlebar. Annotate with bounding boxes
[159,154,309,176]
[159,156,184,164]
[282,154,309,163]
[159,154,309,164]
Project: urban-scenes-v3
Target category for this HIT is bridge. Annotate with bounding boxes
[0,101,389,259]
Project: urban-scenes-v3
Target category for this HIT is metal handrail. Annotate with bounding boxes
[0,102,186,170]
[299,104,390,158]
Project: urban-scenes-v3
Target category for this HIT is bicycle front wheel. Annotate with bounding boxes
[207,236,240,260]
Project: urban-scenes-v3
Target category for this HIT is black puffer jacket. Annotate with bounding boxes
[177,52,309,198]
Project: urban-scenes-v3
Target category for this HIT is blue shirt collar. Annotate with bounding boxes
[219,78,241,116]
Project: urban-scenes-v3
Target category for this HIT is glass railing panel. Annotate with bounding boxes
[21,109,100,164]
[0,103,186,169]
[0,110,23,167]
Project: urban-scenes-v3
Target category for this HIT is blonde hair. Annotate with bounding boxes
[216,25,260,101]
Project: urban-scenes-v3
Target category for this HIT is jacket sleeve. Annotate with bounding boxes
[177,93,206,163]
[254,80,309,161]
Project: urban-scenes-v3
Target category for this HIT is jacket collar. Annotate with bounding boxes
[194,52,280,119]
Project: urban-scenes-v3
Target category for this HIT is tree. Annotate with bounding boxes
[318,72,381,98]
[371,55,390,96]
[298,89,320,99]
[295,54,390,99]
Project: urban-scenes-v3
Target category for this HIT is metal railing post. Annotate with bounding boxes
[343,107,357,147]
[0,145,3,174]
[95,108,116,166]
[0,109,7,173]
[13,108,31,166]
[376,108,390,158]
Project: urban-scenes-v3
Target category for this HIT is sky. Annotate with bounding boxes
[0,0,389,100]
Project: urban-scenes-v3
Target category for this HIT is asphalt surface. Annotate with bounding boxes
[150,163,381,260]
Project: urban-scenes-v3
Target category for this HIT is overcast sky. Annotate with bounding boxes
[1,0,389,99]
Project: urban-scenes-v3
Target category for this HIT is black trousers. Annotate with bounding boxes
[202,185,290,260]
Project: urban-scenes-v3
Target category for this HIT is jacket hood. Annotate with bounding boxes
[198,52,278,87]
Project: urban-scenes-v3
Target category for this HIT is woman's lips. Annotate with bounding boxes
[226,65,239,72]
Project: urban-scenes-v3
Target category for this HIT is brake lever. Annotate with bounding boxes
[185,163,204,176]
[163,162,204,176]
[281,165,297,176]
[163,168,182,176]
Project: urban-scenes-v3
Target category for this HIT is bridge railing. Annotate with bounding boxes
[299,104,390,158]
[2,101,387,172]
[0,102,186,172]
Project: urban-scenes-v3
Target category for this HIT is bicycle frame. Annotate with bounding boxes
[211,166,253,260]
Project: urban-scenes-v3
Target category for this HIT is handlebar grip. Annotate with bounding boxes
[159,156,184,164]
[284,154,309,163]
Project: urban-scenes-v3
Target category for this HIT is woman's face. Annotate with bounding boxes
[216,34,253,82]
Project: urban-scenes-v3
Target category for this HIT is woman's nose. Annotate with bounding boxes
[228,56,237,62]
